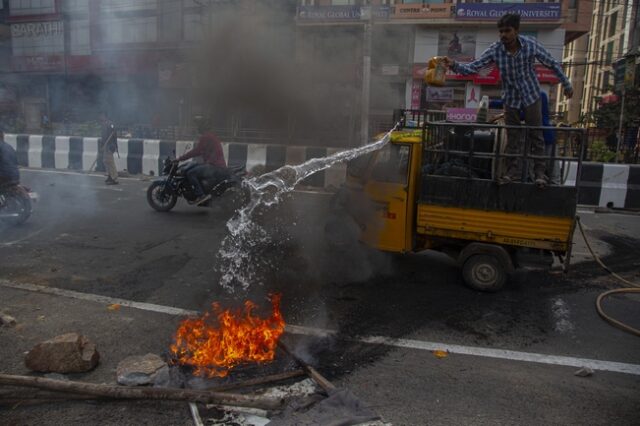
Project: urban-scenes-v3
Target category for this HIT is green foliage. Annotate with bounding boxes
[593,86,640,129]
[589,140,617,163]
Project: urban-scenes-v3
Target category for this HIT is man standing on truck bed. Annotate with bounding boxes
[443,13,573,188]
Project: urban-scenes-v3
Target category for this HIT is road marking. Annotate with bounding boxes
[0,227,48,247]
[0,280,198,316]
[21,168,141,182]
[2,279,639,376]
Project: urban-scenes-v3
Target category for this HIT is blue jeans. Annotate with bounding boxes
[186,164,230,196]
[185,164,208,197]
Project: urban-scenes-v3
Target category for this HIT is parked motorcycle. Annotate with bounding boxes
[0,183,36,226]
[146,157,246,212]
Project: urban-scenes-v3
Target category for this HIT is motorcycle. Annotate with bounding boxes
[146,157,247,212]
[0,183,36,226]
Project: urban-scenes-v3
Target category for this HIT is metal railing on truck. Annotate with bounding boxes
[420,120,586,190]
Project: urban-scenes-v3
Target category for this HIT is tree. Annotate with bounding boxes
[592,86,640,129]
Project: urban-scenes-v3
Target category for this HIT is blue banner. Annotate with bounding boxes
[298,6,390,21]
[455,3,561,21]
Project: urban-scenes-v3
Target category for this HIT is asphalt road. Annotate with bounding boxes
[1,169,639,426]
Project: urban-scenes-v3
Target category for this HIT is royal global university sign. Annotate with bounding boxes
[455,3,561,21]
[298,6,390,21]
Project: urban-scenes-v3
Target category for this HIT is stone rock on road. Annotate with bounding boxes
[25,333,100,373]
[0,312,17,327]
[117,353,168,386]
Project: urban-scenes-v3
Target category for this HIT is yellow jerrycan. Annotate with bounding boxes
[424,56,447,86]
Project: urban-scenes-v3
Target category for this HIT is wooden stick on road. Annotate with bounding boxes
[277,341,336,394]
[0,374,283,411]
[207,369,306,393]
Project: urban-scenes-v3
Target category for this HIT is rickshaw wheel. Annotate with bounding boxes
[462,254,506,292]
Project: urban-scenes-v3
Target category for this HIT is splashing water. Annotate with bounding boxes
[217,127,397,292]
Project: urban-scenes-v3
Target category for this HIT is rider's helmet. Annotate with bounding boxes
[193,116,212,135]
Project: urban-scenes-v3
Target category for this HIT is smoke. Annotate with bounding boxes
[189,1,361,142]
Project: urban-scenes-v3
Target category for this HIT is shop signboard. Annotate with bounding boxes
[11,20,65,71]
[11,20,63,39]
[446,108,478,123]
[12,54,64,72]
[413,63,559,85]
[455,3,561,21]
[298,5,390,21]
[393,4,453,19]
[426,86,454,102]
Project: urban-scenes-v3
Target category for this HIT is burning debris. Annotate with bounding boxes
[170,294,285,378]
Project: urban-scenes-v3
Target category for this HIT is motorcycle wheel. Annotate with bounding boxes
[1,192,32,226]
[147,181,178,212]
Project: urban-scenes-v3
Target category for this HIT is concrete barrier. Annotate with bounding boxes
[7,134,640,208]
[566,161,640,209]
[5,134,346,189]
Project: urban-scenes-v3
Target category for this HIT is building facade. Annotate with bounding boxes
[296,0,591,146]
[571,0,637,124]
[0,0,298,135]
[0,0,592,147]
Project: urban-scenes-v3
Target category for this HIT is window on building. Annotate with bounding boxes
[100,0,157,12]
[606,41,614,64]
[183,13,203,41]
[609,12,617,38]
[69,19,91,55]
[100,0,158,44]
[64,0,89,15]
[102,16,157,44]
[9,0,56,16]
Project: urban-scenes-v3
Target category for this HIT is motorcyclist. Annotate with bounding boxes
[0,129,20,187]
[175,117,229,205]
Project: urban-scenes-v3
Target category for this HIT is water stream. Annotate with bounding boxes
[217,127,396,292]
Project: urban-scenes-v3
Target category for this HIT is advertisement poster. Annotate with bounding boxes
[446,108,478,123]
[438,30,476,62]
[426,86,454,103]
[465,83,481,108]
[411,80,422,109]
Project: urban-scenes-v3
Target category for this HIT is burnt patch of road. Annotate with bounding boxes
[259,228,640,383]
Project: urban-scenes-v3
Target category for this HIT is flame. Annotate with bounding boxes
[170,294,285,377]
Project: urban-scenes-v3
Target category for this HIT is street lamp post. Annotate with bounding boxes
[360,4,373,146]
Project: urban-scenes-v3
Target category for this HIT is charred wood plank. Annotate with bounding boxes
[207,369,305,393]
[277,342,336,394]
[0,374,282,411]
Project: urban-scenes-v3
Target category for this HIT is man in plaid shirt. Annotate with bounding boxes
[443,14,573,187]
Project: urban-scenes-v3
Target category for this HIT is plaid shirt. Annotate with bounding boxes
[452,35,571,109]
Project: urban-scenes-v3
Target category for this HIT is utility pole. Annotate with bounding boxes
[615,85,625,163]
[360,3,373,146]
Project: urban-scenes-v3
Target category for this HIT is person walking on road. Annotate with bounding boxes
[443,13,573,187]
[100,112,118,185]
[0,129,19,186]
[175,117,227,205]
